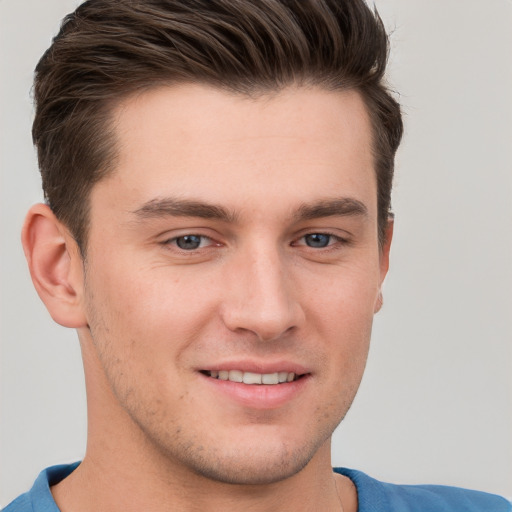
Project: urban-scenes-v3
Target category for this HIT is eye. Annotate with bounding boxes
[170,235,211,250]
[302,233,334,248]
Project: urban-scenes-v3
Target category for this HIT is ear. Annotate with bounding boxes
[21,203,88,328]
[374,218,394,313]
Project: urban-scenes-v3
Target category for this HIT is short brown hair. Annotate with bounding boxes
[33,0,403,252]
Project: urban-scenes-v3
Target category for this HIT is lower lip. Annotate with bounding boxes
[200,373,311,410]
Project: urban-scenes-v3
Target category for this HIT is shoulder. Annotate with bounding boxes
[334,467,512,512]
[2,493,33,512]
[2,463,80,512]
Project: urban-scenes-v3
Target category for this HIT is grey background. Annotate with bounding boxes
[1,0,511,505]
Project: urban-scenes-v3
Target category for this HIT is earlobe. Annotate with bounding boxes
[375,218,394,314]
[374,291,384,313]
[21,203,88,328]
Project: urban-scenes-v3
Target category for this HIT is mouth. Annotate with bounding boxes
[200,370,304,385]
[199,366,311,409]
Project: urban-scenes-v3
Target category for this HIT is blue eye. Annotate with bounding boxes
[304,233,332,248]
[175,235,204,250]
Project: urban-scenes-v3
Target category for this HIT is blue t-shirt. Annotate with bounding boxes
[3,463,511,511]
[334,468,511,512]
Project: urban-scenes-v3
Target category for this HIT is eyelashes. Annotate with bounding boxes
[171,234,213,250]
[294,233,346,249]
[163,232,350,253]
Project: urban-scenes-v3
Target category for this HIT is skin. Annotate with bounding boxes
[23,84,391,512]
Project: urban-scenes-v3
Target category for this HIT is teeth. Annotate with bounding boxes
[243,372,262,384]
[261,373,279,385]
[207,370,298,384]
[228,370,243,383]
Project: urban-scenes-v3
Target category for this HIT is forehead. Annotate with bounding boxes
[98,84,376,221]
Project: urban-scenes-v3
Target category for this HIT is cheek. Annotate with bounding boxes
[305,260,381,328]
[85,262,219,361]
[304,263,378,380]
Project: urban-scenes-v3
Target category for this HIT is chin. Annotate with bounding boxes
[144,418,338,487]
[181,442,317,486]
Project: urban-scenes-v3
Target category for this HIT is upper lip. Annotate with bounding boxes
[197,360,311,375]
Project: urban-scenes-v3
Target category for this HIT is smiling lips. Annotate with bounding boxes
[200,367,310,409]
[204,370,299,384]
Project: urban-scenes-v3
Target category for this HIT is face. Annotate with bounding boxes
[79,85,390,485]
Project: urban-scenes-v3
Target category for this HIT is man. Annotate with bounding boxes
[3,1,510,511]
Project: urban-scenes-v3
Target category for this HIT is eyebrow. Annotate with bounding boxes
[294,198,368,221]
[131,196,368,223]
[132,197,238,223]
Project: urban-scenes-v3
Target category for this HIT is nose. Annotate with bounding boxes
[220,246,304,342]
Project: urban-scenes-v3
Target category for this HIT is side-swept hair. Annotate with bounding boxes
[33,0,403,252]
